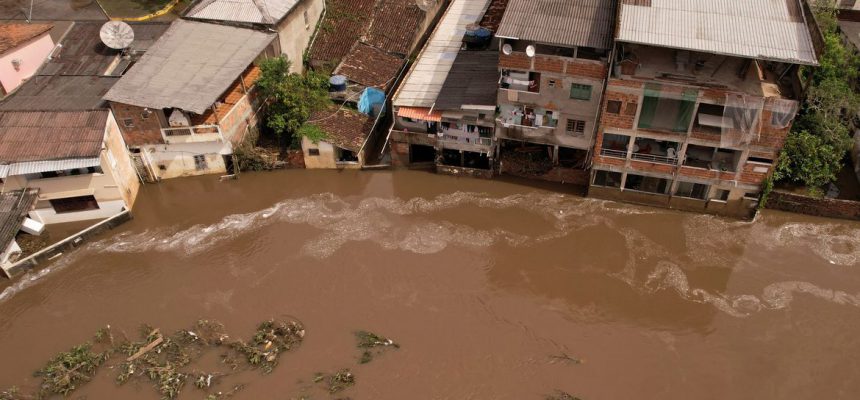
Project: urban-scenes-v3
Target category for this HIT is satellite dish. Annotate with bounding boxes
[415,0,437,11]
[502,43,512,55]
[100,21,134,50]
[525,45,536,58]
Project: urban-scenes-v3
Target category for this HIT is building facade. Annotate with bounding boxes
[589,0,820,218]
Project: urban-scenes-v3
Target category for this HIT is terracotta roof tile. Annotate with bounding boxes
[364,0,424,56]
[0,111,107,162]
[0,23,52,55]
[335,43,403,89]
[310,104,374,152]
[307,0,376,67]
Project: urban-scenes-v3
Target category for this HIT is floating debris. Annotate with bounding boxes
[231,319,305,374]
[34,328,113,397]
[549,352,584,365]
[354,331,398,364]
[545,390,582,400]
[317,369,355,394]
[0,386,33,400]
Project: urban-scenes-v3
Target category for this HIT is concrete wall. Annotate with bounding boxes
[277,0,324,74]
[140,141,230,180]
[0,32,53,94]
[766,190,860,220]
[301,136,364,169]
[104,112,141,209]
[588,184,757,219]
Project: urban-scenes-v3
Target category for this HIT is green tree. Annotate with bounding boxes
[776,0,859,188]
[256,56,331,140]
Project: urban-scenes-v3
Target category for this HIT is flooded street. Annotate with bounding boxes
[1,170,859,399]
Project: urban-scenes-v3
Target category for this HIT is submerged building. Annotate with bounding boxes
[494,0,615,184]
[589,0,821,218]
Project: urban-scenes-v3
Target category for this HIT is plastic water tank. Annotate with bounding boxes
[329,75,347,92]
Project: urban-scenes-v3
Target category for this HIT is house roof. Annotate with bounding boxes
[311,105,374,152]
[103,20,275,114]
[435,50,499,110]
[0,23,52,55]
[0,188,39,258]
[307,0,377,66]
[839,19,860,53]
[393,0,492,108]
[0,0,107,21]
[0,111,107,163]
[185,0,300,25]
[496,0,615,49]
[335,43,403,89]
[617,0,818,65]
[363,0,424,56]
[478,0,509,32]
[37,22,170,77]
[0,75,118,111]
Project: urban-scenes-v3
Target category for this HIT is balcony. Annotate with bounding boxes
[161,125,223,144]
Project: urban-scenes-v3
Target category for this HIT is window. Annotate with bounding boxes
[50,195,99,214]
[308,148,320,156]
[743,191,760,200]
[624,102,638,116]
[570,83,592,100]
[593,170,622,188]
[122,118,134,128]
[713,189,730,201]
[193,155,207,170]
[624,174,670,194]
[675,182,709,200]
[40,171,59,178]
[638,85,697,132]
[547,79,557,88]
[747,156,773,165]
[565,119,586,135]
[606,100,622,114]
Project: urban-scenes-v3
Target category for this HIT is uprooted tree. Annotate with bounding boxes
[256,56,331,143]
[775,1,860,190]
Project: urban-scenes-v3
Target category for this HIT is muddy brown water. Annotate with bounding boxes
[1,170,859,399]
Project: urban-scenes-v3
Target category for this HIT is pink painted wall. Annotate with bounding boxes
[0,33,53,94]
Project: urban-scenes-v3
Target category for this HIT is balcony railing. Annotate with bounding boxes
[161,125,223,144]
[631,152,678,165]
[600,148,627,159]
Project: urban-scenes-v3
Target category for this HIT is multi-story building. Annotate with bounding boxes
[389,0,499,175]
[589,0,821,218]
[493,0,615,184]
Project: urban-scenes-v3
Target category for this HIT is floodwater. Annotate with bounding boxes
[1,170,859,399]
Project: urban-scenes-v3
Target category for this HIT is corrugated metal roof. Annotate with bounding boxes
[185,0,300,25]
[0,158,102,178]
[495,0,615,49]
[0,188,39,258]
[617,0,818,65]
[0,111,107,163]
[435,50,499,110]
[0,76,118,112]
[392,0,492,108]
[103,20,275,114]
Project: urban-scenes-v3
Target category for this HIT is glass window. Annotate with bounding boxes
[675,182,709,200]
[593,170,622,188]
[570,83,592,100]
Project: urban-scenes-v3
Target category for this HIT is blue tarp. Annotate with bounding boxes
[358,87,386,116]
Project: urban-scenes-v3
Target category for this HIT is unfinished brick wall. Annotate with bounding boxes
[110,103,164,146]
[500,53,531,70]
[566,60,607,80]
[601,89,638,130]
[534,56,564,73]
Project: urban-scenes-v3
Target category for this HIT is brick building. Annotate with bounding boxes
[589,0,821,218]
[493,0,615,185]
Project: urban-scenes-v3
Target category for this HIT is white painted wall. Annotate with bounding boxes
[29,199,125,225]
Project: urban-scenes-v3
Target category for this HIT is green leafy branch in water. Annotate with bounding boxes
[313,369,355,394]
[354,330,399,364]
[33,327,114,398]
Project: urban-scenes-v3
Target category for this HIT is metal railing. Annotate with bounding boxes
[160,125,223,144]
[599,148,628,159]
[630,152,678,165]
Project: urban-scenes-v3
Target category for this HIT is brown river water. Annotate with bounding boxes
[1,170,859,399]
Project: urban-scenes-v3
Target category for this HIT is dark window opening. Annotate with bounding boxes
[600,133,630,158]
[693,103,726,135]
[337,148,359,162]
[558,147,588,168]
[593,170,622,188]
[122,118,134,128]
[624,174,670,195]
[713,189,730,201]
[606,100,622,114]
[440,149,461,167]
[675,181,709,200]
[747,156,773,165]
[575,46,607,61]
[565,119,586,135]
[500,69,540,93]
[308,148,320,156]
[409,144,435,163]
[50,195,99,214]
